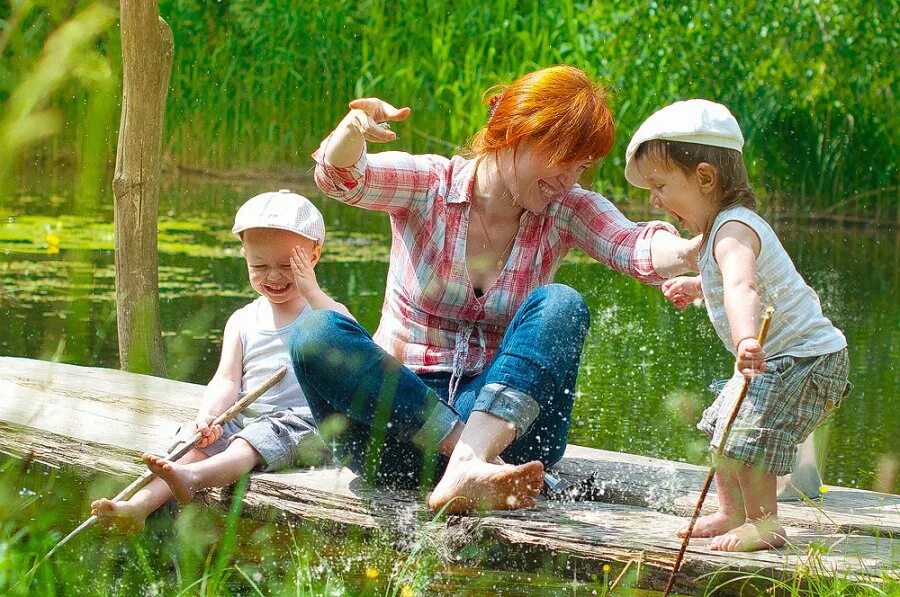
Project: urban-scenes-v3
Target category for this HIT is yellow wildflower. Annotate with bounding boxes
[365,566,379,579]
[602,564,611,573]
[819,485,830,495]
[46,233,61,255]
[400,585,414,597]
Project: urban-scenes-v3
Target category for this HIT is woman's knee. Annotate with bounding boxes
[289,309,354,373]
[530,284,590,332]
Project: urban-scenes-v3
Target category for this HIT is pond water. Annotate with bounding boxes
[1,170,896,491]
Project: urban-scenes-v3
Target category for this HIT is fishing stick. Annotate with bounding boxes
[26,366,287,580]
[662,307,774,597]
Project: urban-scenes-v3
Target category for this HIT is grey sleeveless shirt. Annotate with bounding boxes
[233,297,312,425]
[699,206,846,359]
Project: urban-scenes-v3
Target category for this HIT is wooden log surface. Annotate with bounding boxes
[1,356,897,594]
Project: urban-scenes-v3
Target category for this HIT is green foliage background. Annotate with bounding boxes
[3,1,898,211]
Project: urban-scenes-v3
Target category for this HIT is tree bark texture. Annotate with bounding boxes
[112,1,173,375]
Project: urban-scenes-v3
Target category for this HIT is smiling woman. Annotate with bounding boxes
[288,65,702,515]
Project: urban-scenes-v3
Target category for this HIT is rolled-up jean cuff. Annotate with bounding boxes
[473,383,540,439]
[411,399,460,449]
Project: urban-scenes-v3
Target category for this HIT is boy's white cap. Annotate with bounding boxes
[232,189,325,243]
[625,99,744,189]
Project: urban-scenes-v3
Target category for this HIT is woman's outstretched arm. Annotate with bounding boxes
[563,188,699,284]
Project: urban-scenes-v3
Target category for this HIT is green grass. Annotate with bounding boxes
[703,562,900,597]
[0,456,632,596]
[0,456,442,596]
[3,453,896,596]
[3,0,897,218]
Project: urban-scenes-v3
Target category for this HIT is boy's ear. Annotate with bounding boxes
[696,162,718,193]
[309,243,322,265]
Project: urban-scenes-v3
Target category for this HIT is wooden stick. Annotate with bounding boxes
[26,366,287,579]
[662,308,774,597]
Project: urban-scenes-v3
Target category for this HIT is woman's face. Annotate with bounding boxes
[498,142,593,214]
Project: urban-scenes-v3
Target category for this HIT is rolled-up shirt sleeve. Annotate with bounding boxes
[561,187,679,286]
[312,136,444,215]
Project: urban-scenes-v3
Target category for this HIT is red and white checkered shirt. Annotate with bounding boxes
[313,144,676,395]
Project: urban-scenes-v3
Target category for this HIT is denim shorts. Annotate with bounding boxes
[699,348,850,476]
[197,409,332,472]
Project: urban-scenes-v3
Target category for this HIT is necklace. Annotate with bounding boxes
[473,202,517,270]
[472,155,520,269]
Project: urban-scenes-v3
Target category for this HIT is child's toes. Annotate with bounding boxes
[716,534,739,551]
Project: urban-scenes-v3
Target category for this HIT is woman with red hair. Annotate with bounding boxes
[291,66,698,512]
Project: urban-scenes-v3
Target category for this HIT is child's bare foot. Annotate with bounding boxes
[710,518,787,552]
[143,453,198,504]
[677,511,745,538]
[90,498,148,534]
[427,457,544,514]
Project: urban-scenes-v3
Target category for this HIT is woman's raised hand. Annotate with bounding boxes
[324,98,411,168]
[344,98,411,143]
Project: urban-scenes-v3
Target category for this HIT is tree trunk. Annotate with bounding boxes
[112,1,173,375]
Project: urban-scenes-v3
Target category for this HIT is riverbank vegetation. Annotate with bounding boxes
[3,0,897,218]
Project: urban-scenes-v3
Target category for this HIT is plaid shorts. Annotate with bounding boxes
[699,348,851,476]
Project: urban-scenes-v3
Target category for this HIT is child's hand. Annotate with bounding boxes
[194,412,223,449]
[736,338,766,378]
[662,276,703,309]
[290,246,320,296]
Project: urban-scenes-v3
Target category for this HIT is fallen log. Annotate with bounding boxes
[1,356,897,594]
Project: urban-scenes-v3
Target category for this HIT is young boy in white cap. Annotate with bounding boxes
[91,190,348,531]
[625,100,850,551]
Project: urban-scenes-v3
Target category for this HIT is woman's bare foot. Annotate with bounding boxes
[677,511,745,538]
[710,518,787,552]
[90,498,149,534]
[143,453,198,504]
[427,457,544,514]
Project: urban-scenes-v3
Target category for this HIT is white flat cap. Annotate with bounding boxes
[232,189,325,244]
[625,99,744,188]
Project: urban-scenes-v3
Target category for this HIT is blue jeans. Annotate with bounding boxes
[289,284,590,489]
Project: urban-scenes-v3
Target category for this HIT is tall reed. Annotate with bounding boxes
[4,0,897,217]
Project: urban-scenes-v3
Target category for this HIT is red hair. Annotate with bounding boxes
[467,66,615,165]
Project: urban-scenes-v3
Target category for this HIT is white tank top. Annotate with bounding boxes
[699,206,846,359]
[233,297,312,424]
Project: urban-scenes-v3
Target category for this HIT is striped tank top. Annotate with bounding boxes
[699,206,846,359]
[233,297,312,425]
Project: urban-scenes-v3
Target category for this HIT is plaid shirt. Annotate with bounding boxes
[313,144,676,397]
